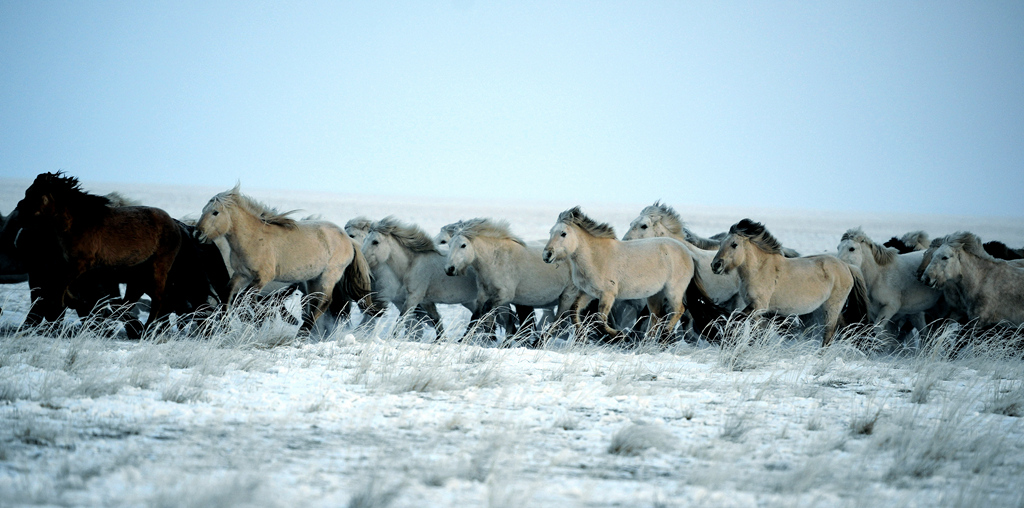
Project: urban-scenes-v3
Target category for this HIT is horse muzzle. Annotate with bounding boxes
[711,260,725,274]
[444,266,457,276]
[542,250,554,263]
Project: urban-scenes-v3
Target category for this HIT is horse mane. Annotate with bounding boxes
[883,237,915,254]
[212,184,298,228]
[370,216,438,253]
[441,218,486,237]
[901,231,930,251]
[29,172,112,216]
[557,206,616,239]
[983,240,1024,261]
[104,191,141,207]
[640,200,720,248]
[943,232,1001,263]
[729,219,783,255]
[455,218,526,246]
[345,216,375,232]
[841,228,897,265]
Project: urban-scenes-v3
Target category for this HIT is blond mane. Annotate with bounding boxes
[557,206,616,239]
[454,217,526,246]
[213,185,298,228]
[841,228,897,266]
[370,216,438,253]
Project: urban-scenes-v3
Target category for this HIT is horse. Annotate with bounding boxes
[195,184,371,335]
[711,219,868,346]
[920,232,1024,327]
[361,217,484,337]
[883,231,929,254]
[444,218,576,339]
[983,241,1024,261]
[622,202,749,336]
[12,172,182,338]
[836,228,941,341]
[543,206,700,343]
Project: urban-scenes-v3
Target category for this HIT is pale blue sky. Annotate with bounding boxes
[1,1,1022,217]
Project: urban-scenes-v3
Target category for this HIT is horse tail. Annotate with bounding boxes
[334,238,373,311]
[684,263,730,343]
[841,265,870,326]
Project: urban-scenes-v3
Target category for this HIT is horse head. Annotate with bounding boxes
[444,233,476,276]
[920,241,962,289]
[196,196,233,243]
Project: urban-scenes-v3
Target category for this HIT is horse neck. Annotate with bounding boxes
[568,234,612,276]
[736,245,777,280]
[222,206,267,253]
[383,242,415,277]
[856,247,884,284]
[954,251,999,298]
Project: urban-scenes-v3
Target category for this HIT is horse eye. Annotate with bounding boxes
[440,240,447,245]
[348,234,355,238]
[731,243,738,248]
[371,240,378,245]
[212,210,219,216]
[640,224,648,229]
[460,244,467,249]
[941,256,948,260]
[560,232,567,238]
[849,247,855,252]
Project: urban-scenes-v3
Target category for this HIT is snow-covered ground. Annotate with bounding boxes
[1,180,1022,507]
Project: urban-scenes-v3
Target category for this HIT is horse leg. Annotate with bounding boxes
[595,293,623,342]
[572,293,594,328]
[420,302,444,339]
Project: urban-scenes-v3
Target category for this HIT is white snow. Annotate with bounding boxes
[0,180,1022,507]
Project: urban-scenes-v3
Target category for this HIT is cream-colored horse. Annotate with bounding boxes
[196,185,371,334]
[837,228,940,339]
[920,232,1024,327]
[711,219,867,346]
[544,206,698,343]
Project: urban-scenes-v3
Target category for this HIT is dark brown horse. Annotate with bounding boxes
[13,172,182,338]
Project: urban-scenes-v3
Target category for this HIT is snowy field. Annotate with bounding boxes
[1,179,1023,507]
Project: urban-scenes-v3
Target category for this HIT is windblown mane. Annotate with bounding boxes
[211,185,298,228]
[943,231,1000,262]
[27,172,111,216]
[454,218,526,246]
[983,240,1024,261]
[841,228,897,265]
[441,218,487,237]
[901,231,930,251]
[557,206,616,239]
[729,219,783,255]
[104,191,141,207]
[345,216,375,233]
[639,201,719,249]
[370,216,438,253]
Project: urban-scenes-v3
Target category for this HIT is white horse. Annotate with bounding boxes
[837,228,941,340]
[544,206,699,343]
[711,219,868,346]
[920,232,1024,327]
[196,185,371,334]
[444,218,576,337]
[361,217,483,337]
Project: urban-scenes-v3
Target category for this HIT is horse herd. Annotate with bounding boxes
[1,172,1022,350]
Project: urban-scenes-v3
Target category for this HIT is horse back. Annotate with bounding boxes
[76,206,181,268]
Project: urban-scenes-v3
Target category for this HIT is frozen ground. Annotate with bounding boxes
[1,180,1023,507]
